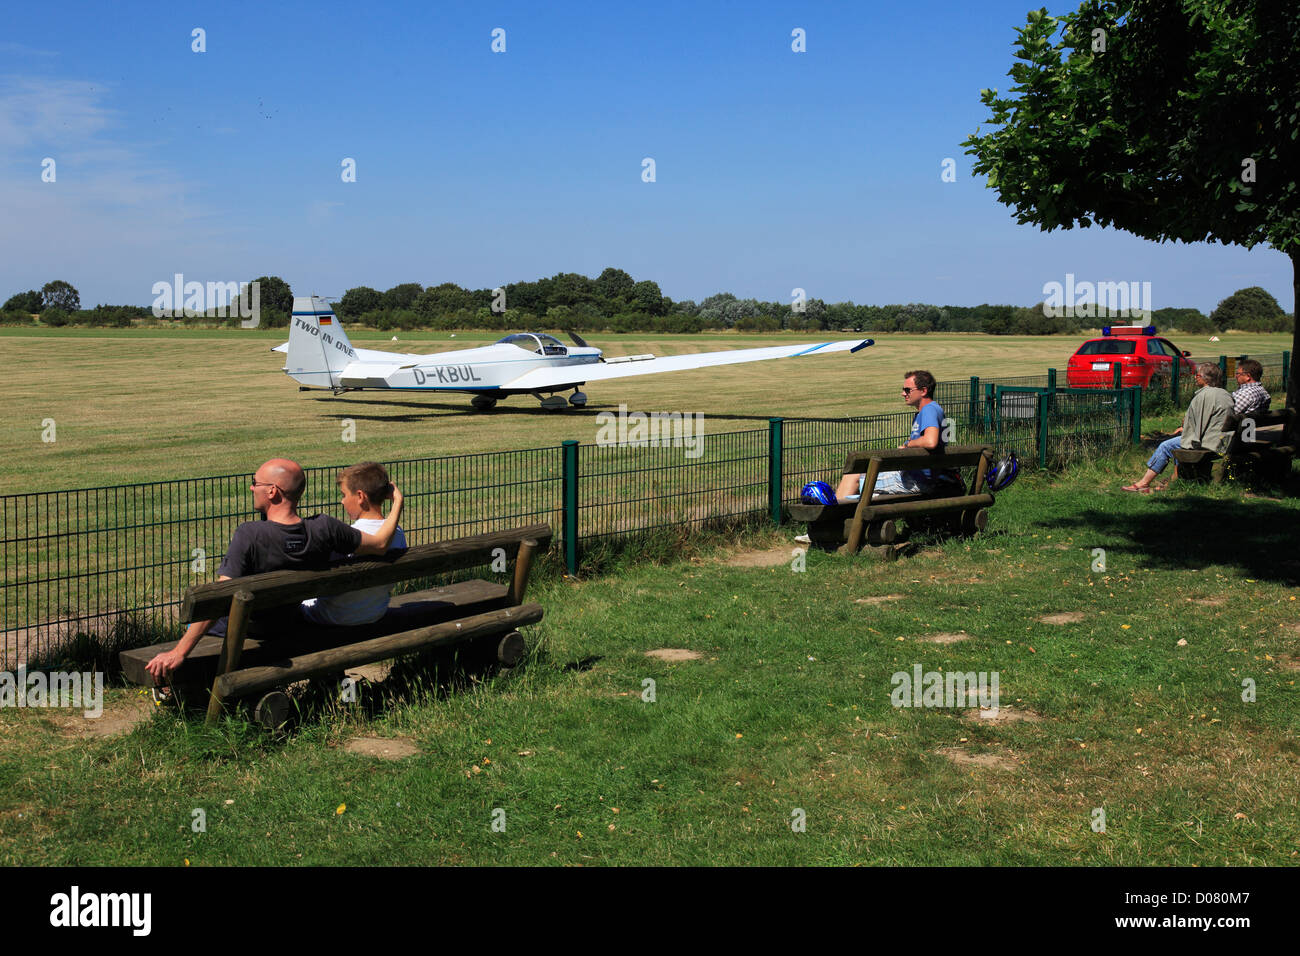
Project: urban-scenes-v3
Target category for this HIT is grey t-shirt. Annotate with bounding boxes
[216,516,364,635]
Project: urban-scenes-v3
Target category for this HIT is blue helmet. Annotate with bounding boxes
[988,452,1019,492]
[800,481,837,506]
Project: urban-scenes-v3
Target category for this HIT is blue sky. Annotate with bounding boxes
[0,0,1292,313]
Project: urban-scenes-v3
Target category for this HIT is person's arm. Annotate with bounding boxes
[144,576,231,681]
[355,485,404,554]
[905,425,941,450]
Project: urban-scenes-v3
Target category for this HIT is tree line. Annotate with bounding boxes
[2,271,1293,335]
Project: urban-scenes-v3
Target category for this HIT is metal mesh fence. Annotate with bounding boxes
[0,384,1150,665]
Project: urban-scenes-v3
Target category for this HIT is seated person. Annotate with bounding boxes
[144,458,403,682]
[1123,362,1233,493]
[1232,359,1270,417]
[301,462,407,626]
[835,369,952,501]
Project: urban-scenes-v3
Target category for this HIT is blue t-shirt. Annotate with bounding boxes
[907,401,945,480]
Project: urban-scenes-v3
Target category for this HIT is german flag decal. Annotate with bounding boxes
[320,316,332,325]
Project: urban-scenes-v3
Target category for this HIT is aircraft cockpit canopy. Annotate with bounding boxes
[497,333,568,356]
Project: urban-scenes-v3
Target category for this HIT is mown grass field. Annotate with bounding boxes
[1,456,1297,866]
[1,326,1291,492]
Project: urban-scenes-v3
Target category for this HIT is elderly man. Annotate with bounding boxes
[1232,358,1271,417]
[144,458,404,681]
[1123,362,1234,493]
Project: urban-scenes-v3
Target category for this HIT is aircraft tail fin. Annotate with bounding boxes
[285,296,357,388]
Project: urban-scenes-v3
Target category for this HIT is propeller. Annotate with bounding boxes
[565,330,591,348]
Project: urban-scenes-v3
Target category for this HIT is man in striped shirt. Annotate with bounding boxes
[1231,359,1271,417]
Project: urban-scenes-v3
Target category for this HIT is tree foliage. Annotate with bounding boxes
[3,290,42,313]
[964,0,1300,403]
[249,275,293,316]
[41,280,79,311]
[1211,286,1291,331]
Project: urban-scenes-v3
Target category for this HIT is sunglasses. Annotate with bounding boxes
[901,386,922,394]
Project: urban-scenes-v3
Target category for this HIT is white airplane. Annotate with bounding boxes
[276,295,874,410]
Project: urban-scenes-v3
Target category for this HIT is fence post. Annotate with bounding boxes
[1170,356,1179,404]
[1112,362,1122,390]
[561,440,579,576]
[768,417,784,525]
[969,376,980,428]
[1036,391,1049,469]
[1047,368,1057,392]
[1219,355,1227,381]
[1130,386,1142,445]
[1283,351,1290,390]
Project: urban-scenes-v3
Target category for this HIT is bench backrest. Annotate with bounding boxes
[181,524,552,622]
[840,444,993,477]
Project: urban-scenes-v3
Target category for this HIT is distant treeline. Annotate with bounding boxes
[2,271,1293,335]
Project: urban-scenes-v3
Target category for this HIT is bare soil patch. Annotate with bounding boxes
[1188,596,1227,607]
[723,548,796,568]
[963,705,1043,724]
[855,594,905,606]
[54,694,153,739]
[937,746,1017,772]
[344,735,419,760]
[1275,654,1300,673]
[916,632,971,644]
[1039,612,1085,625]
[645,648,703,662]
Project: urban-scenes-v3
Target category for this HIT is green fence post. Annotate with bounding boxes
[1047,368,1057,392]
[1036,392,1049,469]
[1130,386,1142,445]
[1219,355,1227,381]
[768,417,784,525]
[1112,362,1122,390]
[969,376,980,429]
[1170,356,1179,404]
[561,440,579,576]
[1283,351,1290,391]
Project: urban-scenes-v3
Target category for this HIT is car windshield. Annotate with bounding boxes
[1077,340,1137,355]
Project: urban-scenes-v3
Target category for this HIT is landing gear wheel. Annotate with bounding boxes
[569,390,587,407]
[470,395,498,411]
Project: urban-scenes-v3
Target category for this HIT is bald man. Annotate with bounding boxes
[145,458,404,681]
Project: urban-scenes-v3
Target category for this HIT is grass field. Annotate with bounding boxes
[2,460,1298,866]
[1,326,1291,492]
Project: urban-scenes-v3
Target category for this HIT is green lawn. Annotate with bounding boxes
[1,326,1290,491]
[2,452,1297,866]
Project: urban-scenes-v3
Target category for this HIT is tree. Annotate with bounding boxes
[1211,286,1288,331]
[380,283,422,311]
[41,280,79,311]
[595,267,635,304]
[338,286,382,318]
[249,276,293,316]
[630,279,665,316]
[3,290,42,313]
[964,0,1300,406]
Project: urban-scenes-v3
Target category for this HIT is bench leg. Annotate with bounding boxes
[205,590,254,725]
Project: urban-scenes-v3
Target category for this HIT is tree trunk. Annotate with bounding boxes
[1291,249,1300,415]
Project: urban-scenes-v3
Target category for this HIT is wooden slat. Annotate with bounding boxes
[120,579,510,686]
[210,604,544,703]
[841,445,992,477]
[182,524,551,622]
[854,492,995,522]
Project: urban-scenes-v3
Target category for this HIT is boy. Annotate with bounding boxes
[301,462,408,626]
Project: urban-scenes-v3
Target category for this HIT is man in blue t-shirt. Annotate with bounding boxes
[835,369,948,500]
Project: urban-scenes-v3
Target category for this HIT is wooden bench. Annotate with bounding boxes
[120,524,552,726]
[1173,408,1296,484]
[789,445,995,559]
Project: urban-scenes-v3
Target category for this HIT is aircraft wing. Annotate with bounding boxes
[500,339,873,390]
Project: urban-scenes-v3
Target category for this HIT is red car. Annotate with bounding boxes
[1065,326,1197,388]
